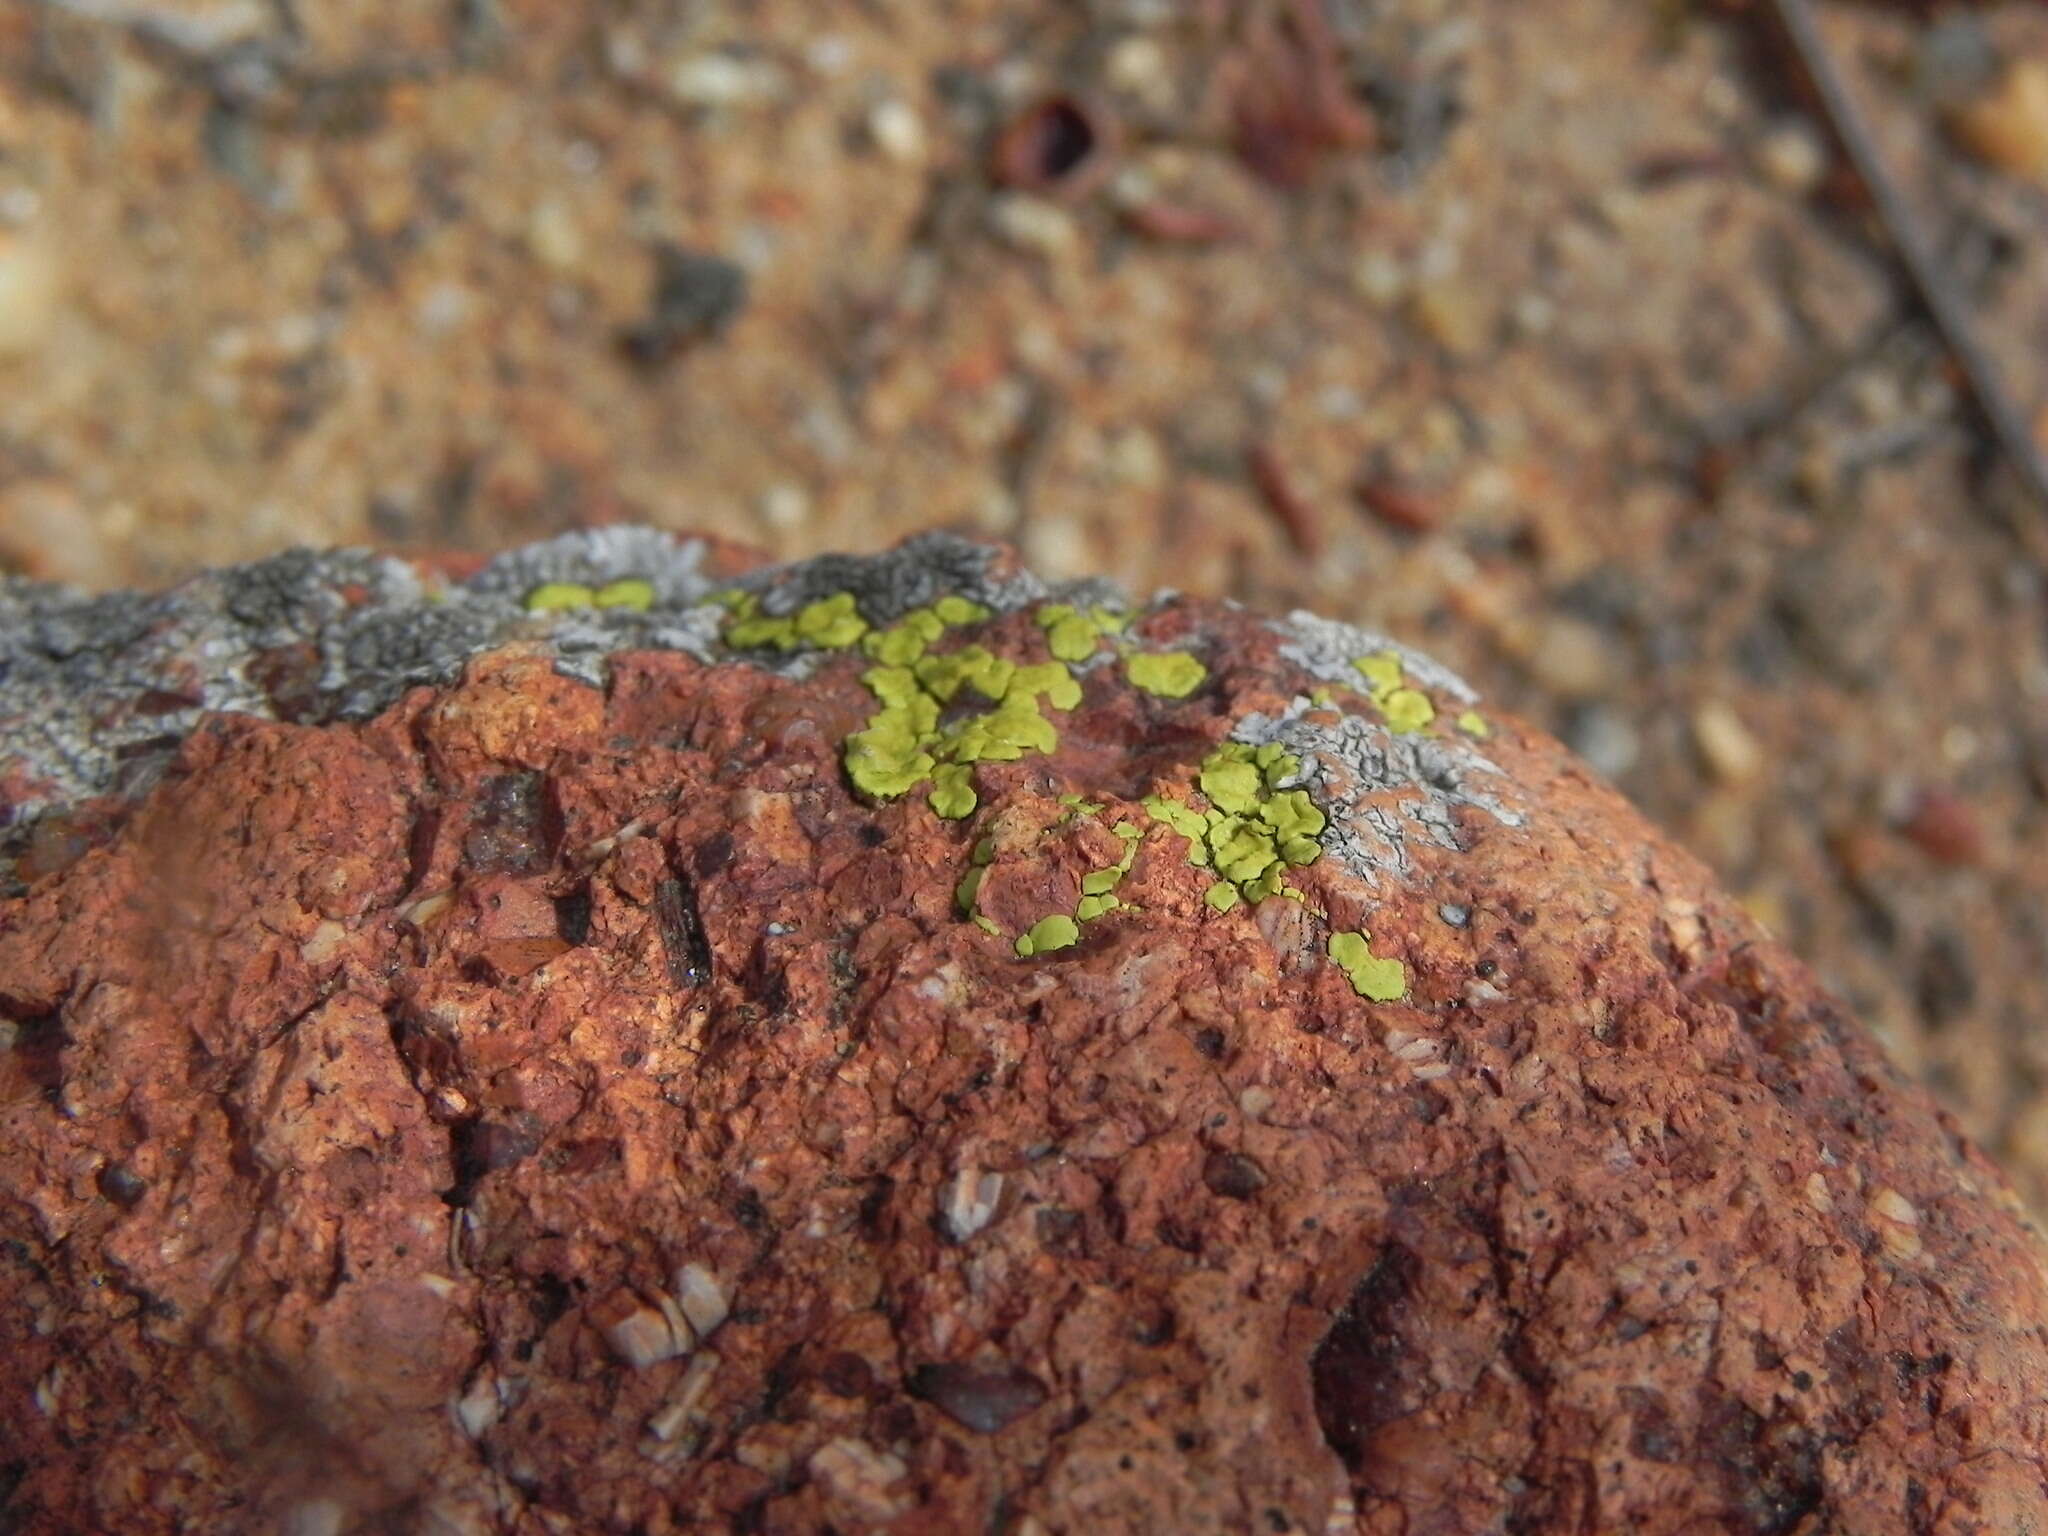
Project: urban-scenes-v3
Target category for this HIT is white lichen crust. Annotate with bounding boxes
[1231,696,1523,888]
[1270,609,1480,705]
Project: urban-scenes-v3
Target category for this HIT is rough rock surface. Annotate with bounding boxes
[2,531,2045,1535]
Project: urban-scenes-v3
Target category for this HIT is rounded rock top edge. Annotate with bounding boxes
[0,527,1508,892]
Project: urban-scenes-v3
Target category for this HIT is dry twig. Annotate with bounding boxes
[1765,0,2048,514]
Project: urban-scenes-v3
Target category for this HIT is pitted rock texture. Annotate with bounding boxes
[1,532,2045,1535]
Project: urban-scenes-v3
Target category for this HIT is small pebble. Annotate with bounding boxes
[1848,369,1904,427]
[1949,58,2048,179]
[668,52,787,110]
[869,99,927,164]
[1794,439,1839,506]
[0,481,105,584]
[1510,291,1556,338]
[1899,786,1984,867]
[0,230,59,359]
[760,484,811,531]
[988,194,1079,259]
[526,198,584,273]
[415,283,473,338]
[1754,118,1826,195]
[1525,614,1618,700]
[806,36,854,76]
[1351,251,1407,309]
[1105,35,1171,106]
[1105,426,1166,490]
[1411,275,1494,358]
[1565,705,1640,780]
[1692,699,1763,785]
[1022,514,1089,578]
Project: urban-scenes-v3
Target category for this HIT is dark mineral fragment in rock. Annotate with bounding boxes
[1,531,2044,1534]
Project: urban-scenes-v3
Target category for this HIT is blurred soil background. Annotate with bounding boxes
[2,0,2048,1205]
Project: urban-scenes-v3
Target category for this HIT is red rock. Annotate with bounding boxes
[0,530,2045,1533]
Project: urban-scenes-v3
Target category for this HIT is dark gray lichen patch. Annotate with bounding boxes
[736,533,1057,628]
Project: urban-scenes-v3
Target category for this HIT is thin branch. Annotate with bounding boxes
[1766,0,2048,515]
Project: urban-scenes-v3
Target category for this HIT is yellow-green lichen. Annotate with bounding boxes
[793,593,868,649]
[1330,931,1408,1002]
[1127,651,1208,700]
[916,645,1013,704]
[846,738,936,800]
[1036,603,1105,663]
[1353,652,1403,695]
[525,575,656,614]
[947,696,1056,762]
[1198,751,1263,815]
[723,589,870,651]
[1006,660,1083,711]
[1382,687,1435,734]
[1016,913,1080,957]
[864,607,947,665]
[845,665,941,800]
[726,611,798,649]
[719,590,788,649]
[1208,819,1277,885]
[1141,793,1211,865]
[526,581,597,613]
[594,577,655,611]
[1259,789,1327,857]
[929,763,978,820]
[1075,893,1120,921]
[845,633,1081,805]
[1456,709,1491,739]
[1145,741,1326,911]
[1352,651,1435,734]
[1255,742,1302,787]
[1204,881,1241,913]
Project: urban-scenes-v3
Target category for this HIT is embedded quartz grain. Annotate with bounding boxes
[1,533,2046,1535]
